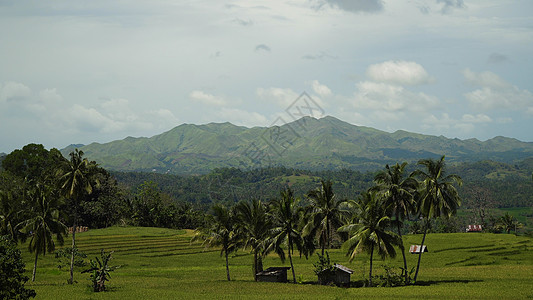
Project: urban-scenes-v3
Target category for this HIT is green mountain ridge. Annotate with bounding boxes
[60,116,533,174]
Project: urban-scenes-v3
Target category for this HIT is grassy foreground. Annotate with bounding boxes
[20,226,533,299]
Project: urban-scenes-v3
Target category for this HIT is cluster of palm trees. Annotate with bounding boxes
[194,156,462,286]
[0,149,99,282]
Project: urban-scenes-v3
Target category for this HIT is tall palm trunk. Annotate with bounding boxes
[369,243,374,287]
[396,214,408,284]
[253,251,258,281]
[69,215,76,284]
[32,251,38,282]
[225,251,231,281]
[288,247,296,284]
[413,223,428,283]
[326,219,331,251]
[288,235,296,283]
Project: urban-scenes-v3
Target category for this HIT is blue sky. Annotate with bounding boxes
[1,0,532,153]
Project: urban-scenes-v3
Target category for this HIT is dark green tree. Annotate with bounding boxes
[267,188,304,284]
[373,162,418,284]
[0,235,36,299]
[192,204,238,281]
[57,149,99,284]
[303,180,347,255]
[339,190,399,287]
[234,199,272,281]
[499,213,520,234]
[412,155,462,283]
[19,184,67,281]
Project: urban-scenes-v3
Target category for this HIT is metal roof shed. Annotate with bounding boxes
[318,264,354,286]
[256,267,291,283]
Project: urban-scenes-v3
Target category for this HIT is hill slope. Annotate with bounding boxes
[61,116,533,174]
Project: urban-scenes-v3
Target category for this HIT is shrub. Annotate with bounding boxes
[0,236,36,299]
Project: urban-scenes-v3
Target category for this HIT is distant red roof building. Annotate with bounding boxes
[466,225,483,232]
[409,245,428,254]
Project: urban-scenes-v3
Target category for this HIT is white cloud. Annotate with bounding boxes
[311,80,332,98]
[463,70,533,110]
[256,87,299,108]
[463,69,510,89]
[217,108,268,127]
[189,90,226,106]
[0,81,31,103]
[366,61,433,85]
[352,81,439,112]
[422,112,492,133]
[461,114,492,123]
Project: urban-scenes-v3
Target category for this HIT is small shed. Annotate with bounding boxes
[466,225,482,232]
[318,264,354,286]
[409,245,428,254]
[256,267,291,283]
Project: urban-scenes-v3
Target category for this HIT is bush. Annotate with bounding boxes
[0,236,36,299]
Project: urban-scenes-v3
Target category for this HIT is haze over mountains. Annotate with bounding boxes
[60,116,533,175]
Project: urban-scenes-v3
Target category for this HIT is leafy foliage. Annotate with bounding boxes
[0,236,36,299]
[82,249,119,292]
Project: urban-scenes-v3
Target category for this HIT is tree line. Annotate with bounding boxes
[0,144,206,285]
[193,156,463,286]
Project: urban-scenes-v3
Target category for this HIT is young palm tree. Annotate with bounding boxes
[20,184,67,281]
[499,213,519,234]
[373,162,418,284]
[339,190,399,287]
[412,155,462,283]
[57,149,99,284]
[303,180,347,255]
[234,199,272,281]
[192,204,238,281]
[267,188,304,284]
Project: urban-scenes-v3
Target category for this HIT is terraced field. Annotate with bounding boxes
[20,226,533,299]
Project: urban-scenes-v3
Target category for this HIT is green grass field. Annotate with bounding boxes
[20,226,533,299]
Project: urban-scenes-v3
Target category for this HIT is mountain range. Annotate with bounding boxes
[60,116,533,175]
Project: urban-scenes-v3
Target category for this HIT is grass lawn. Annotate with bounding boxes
[20,226,533,299]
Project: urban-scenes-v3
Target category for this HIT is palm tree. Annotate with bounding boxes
[234,199,272,281]
[20,183,67,281]
[499,213,519,234]
[192,204,238,281]
[373,162,418,284]
[303,180,347,255]
[0,190,20,242]
[267,188,304,284]
[338,190,399,286]
[412,155,462,283]
[57,149,99,284]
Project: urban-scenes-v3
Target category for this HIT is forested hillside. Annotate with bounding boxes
[62,116,533,174]
[113,159,533,209]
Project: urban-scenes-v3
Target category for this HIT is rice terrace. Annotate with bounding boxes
[17,226,533,299]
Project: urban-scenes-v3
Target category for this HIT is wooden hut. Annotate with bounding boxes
[409,245,428,254]
[317,264,354,286]
[256,267,291,283]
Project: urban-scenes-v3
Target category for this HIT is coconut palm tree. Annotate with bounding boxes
[192,204,238,281]
[267,188,304,284]
[234,199,272,281]
[20,183,67,281]
[303,180,348,256]
[373,162,418,284]
[57,149,99,284]
[412,155,462,283]
[0,190,20,242]
[339,190,399,287]
[499,213,519,234]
